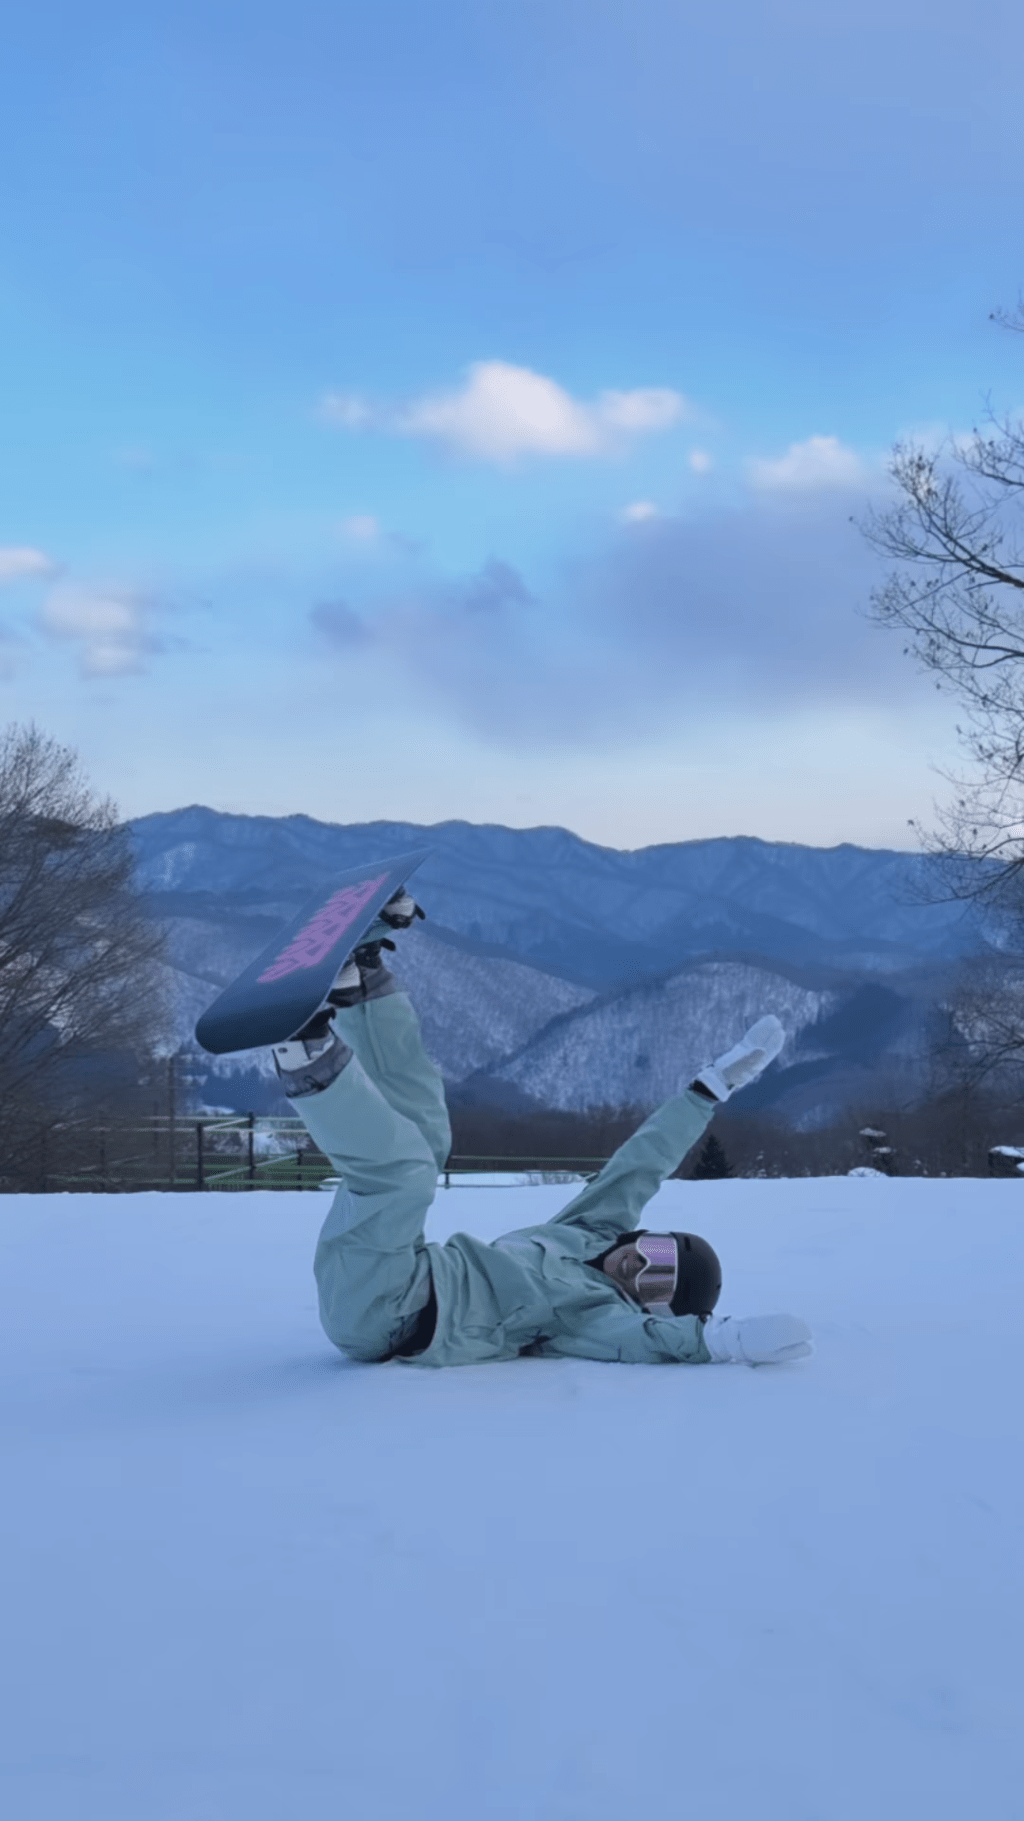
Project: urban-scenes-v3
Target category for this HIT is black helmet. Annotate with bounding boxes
[616,1229,724,1319]
[668,1231,722,1318]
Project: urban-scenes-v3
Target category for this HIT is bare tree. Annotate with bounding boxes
[861,299,1024,917]
[0,724,168,1184]
[928,950,1024,1094]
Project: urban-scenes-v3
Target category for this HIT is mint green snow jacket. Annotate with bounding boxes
[411,1092,717,1368]
[297,990,719,1369]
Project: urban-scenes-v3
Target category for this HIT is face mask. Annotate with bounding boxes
[634,1234,677,1308]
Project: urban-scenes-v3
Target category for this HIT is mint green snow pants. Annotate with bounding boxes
[293,991,451,1360]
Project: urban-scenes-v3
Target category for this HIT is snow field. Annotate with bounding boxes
[1,1177,1022,1820]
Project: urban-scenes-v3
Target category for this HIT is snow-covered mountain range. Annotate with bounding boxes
[131,807,980,1123]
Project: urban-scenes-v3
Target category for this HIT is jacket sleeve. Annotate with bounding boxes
[537,1302,713,1365]
[548,1089,716,1245]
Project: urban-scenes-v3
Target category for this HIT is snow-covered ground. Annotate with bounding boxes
[2,1177,1022,1820]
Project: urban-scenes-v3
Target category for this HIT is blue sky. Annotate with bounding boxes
[2,0,1022,848]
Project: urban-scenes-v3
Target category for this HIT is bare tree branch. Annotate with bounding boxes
[858,297,1024,1081]
[858,311,1024,896]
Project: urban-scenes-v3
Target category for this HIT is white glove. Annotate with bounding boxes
[702,1313,813,1365]
[693,1015,786,1102]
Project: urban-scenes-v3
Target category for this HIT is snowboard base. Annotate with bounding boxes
[194,847,431,1055]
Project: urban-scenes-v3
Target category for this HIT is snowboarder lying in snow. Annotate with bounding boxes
[271,892,813,1370]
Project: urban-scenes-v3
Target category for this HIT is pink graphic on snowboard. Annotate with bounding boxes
[257,874,388,983]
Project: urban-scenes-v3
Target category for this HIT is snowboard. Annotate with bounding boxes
[194,847,432,1055]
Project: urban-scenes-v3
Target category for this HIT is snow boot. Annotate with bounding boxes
[326,941,397,1007]
[272,1021,353,1097]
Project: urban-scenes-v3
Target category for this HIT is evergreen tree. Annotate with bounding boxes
[691,1133,733,1179]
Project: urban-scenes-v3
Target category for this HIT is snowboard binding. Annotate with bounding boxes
[378,889,426,931]
[294,889,425,1036]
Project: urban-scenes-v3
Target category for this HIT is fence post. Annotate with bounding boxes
[248,1113,255,1189]
[196,1121,204,1191]
[168,1054,177,1191]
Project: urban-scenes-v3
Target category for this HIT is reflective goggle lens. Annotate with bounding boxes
[635,1234,677,1305]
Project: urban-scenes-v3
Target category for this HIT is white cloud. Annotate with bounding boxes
[595,388,686,436]
[747,435,867,492]
[320,393,374,430]
[339,513,381,542]
[38,585,159,677]
[319,361,690,464]
[0,545,58,583]
[398,363,599,459]
[621,501,660,523]
[688,449,713,473]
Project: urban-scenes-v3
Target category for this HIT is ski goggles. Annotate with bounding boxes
[634,1234,678,1307]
